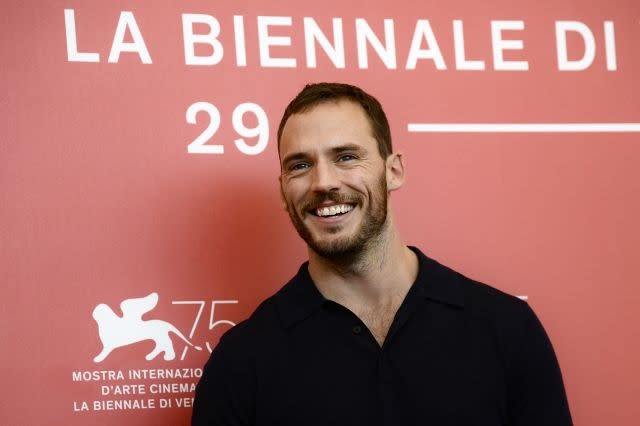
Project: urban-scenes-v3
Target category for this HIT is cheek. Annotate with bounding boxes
[281,180,306,205]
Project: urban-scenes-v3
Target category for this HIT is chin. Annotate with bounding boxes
[308,234,365,258]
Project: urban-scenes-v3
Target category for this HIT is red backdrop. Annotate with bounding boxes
[2,0,639,425]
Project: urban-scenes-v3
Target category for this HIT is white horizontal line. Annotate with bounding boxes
[407,123,640,133]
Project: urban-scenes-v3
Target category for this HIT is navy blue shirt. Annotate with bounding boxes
[193,248,572,425]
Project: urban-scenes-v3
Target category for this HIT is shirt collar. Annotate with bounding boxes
[275,246,465,329]
[275,262,325,329]
[410,246,465,309]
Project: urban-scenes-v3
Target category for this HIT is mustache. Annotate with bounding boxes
[300,192,362,211]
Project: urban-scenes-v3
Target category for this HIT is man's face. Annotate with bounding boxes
[278,100,389,258]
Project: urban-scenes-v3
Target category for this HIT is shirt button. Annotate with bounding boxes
[352,325,362,334]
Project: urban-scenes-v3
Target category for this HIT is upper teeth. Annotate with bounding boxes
[316,204,353,217]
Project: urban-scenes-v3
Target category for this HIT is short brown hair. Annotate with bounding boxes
[277,82,392,159]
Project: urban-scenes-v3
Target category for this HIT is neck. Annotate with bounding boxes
[307,214,418,306]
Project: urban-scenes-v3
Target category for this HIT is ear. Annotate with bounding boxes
[385,152,405,192]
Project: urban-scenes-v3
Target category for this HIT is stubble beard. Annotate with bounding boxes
[285,173,389,263]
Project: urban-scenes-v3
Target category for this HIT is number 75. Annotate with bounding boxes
[172,299,239,360]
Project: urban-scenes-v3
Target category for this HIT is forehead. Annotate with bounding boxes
[278,100,376,159]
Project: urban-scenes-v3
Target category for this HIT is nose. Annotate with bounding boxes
[310,159,340,193]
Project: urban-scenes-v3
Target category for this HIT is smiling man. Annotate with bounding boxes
[192,83,573,426]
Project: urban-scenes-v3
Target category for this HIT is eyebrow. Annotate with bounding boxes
[281,152,308,168]
[331,143,365,155]
[281,143,366,167]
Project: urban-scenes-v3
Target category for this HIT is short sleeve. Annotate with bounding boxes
[506,302,573,426]
[192,334,256,426]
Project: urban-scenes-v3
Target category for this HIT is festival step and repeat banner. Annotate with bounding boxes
[2,0,639,425]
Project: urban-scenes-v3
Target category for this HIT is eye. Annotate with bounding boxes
[337,154,357,162]
[290,162,310,171]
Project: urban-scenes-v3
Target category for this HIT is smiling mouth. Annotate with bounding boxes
[312,204,354,217]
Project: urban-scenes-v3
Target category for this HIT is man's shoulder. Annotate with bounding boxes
[419,249,533,322]
[215,293,282,351]
[213,270,305,353]
[460,272,529,316]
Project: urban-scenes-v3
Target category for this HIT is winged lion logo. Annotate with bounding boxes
[92,292,201,363]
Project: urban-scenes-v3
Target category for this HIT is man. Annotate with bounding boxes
[192,83,573,425]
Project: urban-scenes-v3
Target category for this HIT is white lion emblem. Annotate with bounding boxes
[92,292,201,363]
